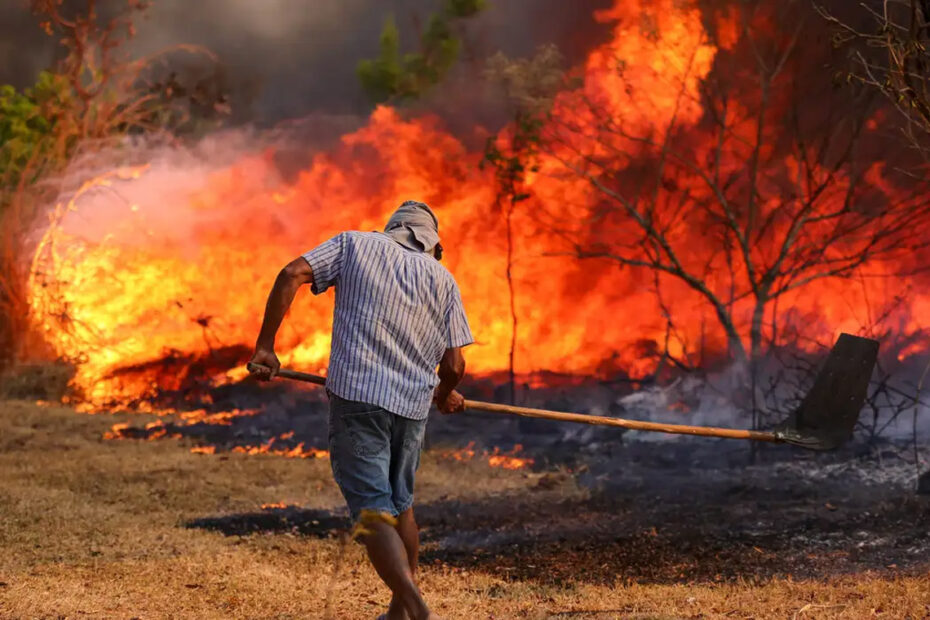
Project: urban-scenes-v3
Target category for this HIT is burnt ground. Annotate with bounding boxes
[186,439,930,586]
[155,379,930,589]
[418,445,930,585]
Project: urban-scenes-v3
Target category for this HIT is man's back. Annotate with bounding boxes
[249,201,468,619]
[303,231,472,419]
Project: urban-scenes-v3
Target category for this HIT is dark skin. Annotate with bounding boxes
[249,251,463,620]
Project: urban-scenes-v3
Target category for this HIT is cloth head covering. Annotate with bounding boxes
[384,200,440,252]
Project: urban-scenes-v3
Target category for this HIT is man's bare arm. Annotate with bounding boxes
[249,257,313,379]
[435,347,466,413]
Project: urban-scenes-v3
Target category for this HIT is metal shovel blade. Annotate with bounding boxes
[774,333,879,450]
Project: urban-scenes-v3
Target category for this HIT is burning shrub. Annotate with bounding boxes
[12,0,930,447]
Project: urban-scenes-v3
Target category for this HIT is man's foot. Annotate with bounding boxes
[376,612,441,620]
[377,597,408,620]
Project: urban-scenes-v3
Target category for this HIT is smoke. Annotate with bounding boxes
[1,0,612,128]
[0,2,56,88]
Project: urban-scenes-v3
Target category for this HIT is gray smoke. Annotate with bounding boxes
[0,0,611,127]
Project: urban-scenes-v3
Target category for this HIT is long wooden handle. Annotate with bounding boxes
[463,399,778,441]
[275,368,326,385]
[247,364,780,443]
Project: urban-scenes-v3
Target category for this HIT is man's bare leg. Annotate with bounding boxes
[386,508,420,618]
[396,508,420,573]
[362,518,438,620]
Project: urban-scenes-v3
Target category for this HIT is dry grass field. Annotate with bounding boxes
[1,399,929,619]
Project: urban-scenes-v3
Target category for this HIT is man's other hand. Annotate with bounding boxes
[435,389,465,414]
[249,348,280,381]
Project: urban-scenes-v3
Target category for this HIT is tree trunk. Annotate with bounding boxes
[918,470,930,495]
[505,199,517,405]
[749,298,767,363]
[748,298,768,463]
[708,299,748,363]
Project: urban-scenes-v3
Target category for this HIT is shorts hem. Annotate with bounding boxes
[393,497,415,515]
[349,505,399,523]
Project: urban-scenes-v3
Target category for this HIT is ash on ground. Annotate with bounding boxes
[172,374,930,585]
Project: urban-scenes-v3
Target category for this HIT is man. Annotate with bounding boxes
[249,200,472,620]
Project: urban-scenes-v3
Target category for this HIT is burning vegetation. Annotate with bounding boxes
[3,1,925,483]
[3,0,930,618]
[22,0,930,413]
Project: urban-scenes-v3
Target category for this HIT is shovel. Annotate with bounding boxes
[248,333,878,451]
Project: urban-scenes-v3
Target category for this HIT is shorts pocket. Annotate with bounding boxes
[340,410,391,458]
[401,419,426,453]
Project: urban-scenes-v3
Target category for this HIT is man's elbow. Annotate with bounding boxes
[280,257,313,285]
[440,349,466,383]
[453,355,465,380]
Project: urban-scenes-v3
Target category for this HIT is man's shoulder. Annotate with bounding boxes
[428,260,459,293]
[342,230,388,243]
[339,230,398,252]
[341,231,457,283]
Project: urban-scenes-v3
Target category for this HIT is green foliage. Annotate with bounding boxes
[357,17,404,103]
[446,0,485,18]
[357,0,487,103]
[415,13,461,85]
[0,72,70,190]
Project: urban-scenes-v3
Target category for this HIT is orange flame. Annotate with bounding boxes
[101,408,534,468]
[230,433,329,459]
[24,0,929,416]
[25,1,730,409]
[441,441,534,470]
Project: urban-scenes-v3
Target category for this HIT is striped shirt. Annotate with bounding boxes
[303,231,473,420]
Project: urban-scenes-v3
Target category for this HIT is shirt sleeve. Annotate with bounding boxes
[445,281,474,348]
[302,233,345,295]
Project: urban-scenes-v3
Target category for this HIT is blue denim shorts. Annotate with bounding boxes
[327,391,427,521]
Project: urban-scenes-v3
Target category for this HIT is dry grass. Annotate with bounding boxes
[0,400,928,619]
[0,362,74,400]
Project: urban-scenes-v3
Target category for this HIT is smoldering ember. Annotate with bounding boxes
[2,0,930,618]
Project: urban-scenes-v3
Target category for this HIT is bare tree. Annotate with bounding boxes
[493,2,930,371]
[816,0,930,490]
[818,0,930,152]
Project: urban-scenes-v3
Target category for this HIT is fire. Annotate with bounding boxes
[102,422,130,440]
[230,433,329,459]
[101,406,260,445]
[23,0,930,417]
[26,0,725,410]
[103,417,532,470]
[441,441,534,470]
[103,416,331,458]
[486,445,534,470]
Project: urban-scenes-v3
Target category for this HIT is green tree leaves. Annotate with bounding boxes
[357,0,486,103]
[0,72,71,191]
